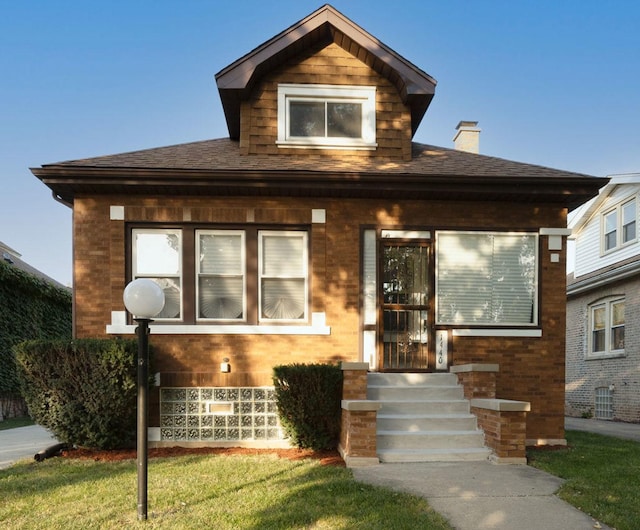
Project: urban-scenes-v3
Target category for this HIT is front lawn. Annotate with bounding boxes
[528,429,640,530]
[0,452,452,529]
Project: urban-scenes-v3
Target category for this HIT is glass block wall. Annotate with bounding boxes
[595,386,614,419]
[160,387,285,442]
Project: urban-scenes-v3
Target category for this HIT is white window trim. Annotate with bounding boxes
[588,297,625,358]
[107,311,330,335]
[276,84,377,150]
[601,196,637,254]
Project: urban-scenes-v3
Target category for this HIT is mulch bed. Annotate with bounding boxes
[62,446,345,467]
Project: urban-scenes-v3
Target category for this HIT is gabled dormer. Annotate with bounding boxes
[215,4,436,160]
[570,173,640,281]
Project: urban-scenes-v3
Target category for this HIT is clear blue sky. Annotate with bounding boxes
[2,1,639,286]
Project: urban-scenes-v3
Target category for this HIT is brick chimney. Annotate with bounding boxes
[453,121,480,153]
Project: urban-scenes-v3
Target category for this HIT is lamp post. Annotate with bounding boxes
[123,279,165,521]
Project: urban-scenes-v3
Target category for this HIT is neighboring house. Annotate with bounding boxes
[32,5,603,461]
[0,241,67,289]
[0,241,71,420]
[567,173,640,423]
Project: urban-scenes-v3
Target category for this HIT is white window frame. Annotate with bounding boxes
[132,228,183,321]
[276,84,377,150]
[435,231,539,326]
[588,297,625,358]
[602,197,637,254]
[196,230,246,323]
[258,230,308,323]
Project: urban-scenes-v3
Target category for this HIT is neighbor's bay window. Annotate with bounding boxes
[131,227,309,324]
[590,298,625,355]
[436,231,538,326]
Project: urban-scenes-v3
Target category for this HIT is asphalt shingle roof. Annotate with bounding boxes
[45,138,597,181]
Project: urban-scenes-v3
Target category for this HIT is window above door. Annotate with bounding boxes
[277,84,377,150]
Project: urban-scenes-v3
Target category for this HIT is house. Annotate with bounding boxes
[567,173,640,423]
[31,5,603,463]
[0,241,72,420]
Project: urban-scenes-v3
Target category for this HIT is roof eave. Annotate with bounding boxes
[31,165,601,210]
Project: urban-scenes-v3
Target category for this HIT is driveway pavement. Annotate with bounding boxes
[565,415,640,442]
[0,424,59,469]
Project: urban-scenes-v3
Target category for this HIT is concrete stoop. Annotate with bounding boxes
[368,372,491,463]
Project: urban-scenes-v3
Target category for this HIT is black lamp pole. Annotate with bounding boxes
[135,317,151,521]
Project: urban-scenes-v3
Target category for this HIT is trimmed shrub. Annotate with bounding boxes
[15,338,148,449]
[273,363,343,450]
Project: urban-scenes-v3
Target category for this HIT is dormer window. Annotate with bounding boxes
[277,84,376,150]
[602,197,636,253]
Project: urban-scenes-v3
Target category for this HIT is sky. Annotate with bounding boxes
[2,0,639,286]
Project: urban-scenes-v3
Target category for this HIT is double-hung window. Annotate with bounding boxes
[277,84,376,149]
[259,231,308,321]
[197,230,245,321]
[590,298,625,356]
[436,231,538,326]
[132,229,182,319]
[131,227,308,324]
[602,197,636,252]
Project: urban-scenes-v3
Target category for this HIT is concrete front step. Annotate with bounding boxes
[368,371,490,463]
[379,399,470,415]
[377,430,485,450]
[377,414,478,432]
[377,447,492,463]
[368,372,458,386]
[368,385,464,401]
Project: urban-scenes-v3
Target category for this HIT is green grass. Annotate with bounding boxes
[528,430,640,530]
[0,453,452,530]
[0,416,34,431]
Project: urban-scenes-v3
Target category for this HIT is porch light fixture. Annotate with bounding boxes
[123,279,165,521]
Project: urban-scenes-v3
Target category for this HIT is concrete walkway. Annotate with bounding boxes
[353,460,609,530]
[352,417,640,530]
[0,424,59,470]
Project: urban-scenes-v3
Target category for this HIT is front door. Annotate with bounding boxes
[380,241,431,371]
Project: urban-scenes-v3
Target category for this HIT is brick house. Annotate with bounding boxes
[567,173,640,423]
[32,5,603,464]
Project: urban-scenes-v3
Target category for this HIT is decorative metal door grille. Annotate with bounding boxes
[381,243,430,370]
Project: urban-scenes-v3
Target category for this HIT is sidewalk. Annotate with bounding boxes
[565,415,640,442]
[0,424,59,470]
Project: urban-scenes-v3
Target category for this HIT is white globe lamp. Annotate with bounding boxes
[123,278,165,319]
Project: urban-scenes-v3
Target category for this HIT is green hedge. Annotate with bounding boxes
[273,363,343,451]
[0,260,71,401]
[15,338,148,449]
